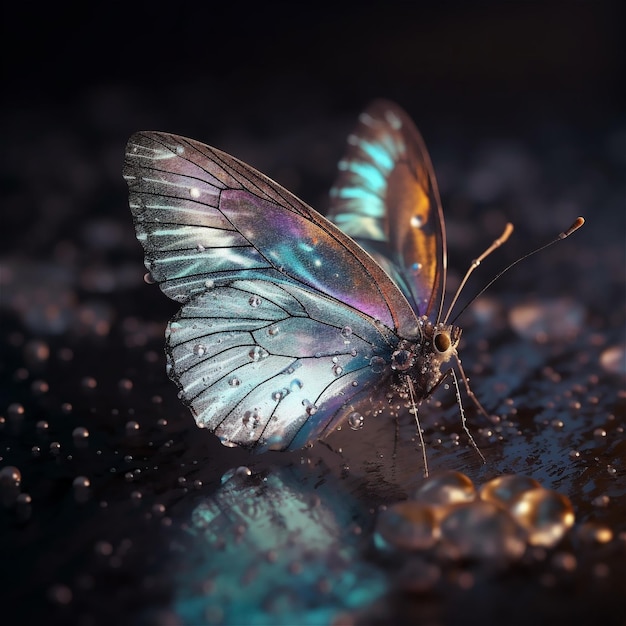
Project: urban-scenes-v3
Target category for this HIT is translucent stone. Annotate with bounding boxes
[479,474,541,507]
[412,471,476,506]
[508,488,575,547]
[440,501,526,561]
[375,502,439,551]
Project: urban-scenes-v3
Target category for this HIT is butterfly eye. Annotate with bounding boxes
[433,332,451,353]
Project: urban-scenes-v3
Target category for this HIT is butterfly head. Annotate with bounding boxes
[391,317,461,396]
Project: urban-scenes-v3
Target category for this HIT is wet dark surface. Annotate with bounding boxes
[1,3,625,625]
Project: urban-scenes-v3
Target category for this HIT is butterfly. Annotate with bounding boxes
[123,100,582,463]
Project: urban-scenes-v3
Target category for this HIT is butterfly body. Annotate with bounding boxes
[124,101,462,452]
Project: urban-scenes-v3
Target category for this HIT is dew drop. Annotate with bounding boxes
[152,503,166,516]
[576,521,613,544]
[125,420,140,435]
[73,476,91,503]
[189,187,201,198]
[193,344,207,357]
[48,584,72,605]
[0,466,22,507]
[228,376,241,387]
[248,346,269,361]
[267,326,279,336]
[72,426,90,446]
[347,412,364,431]
[599,345,626,375]
[340,326,352,338]
[50,441,61,455]
[31,379,49,395]
[81,376,98,390]
[118,378,133,392]
[16,492,32,522]
[24,339,50,363]
[410,215,424,228]
[8,403,25,419]
[302,399,317,415]
[36,420,49,433]
[221,466,251,484]
[248,295,262,308]
[220,438,239,448]
[332,364,343,376]
[369,356,386,373]
[290,379,303,392]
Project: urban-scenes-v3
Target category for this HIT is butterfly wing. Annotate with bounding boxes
[326,100,447,321]
[123,131,419,450]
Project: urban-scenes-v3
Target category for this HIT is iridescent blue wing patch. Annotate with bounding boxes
[326,100,447,320]
[123,132,420,450]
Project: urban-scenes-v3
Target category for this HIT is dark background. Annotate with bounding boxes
[1,2,625,625]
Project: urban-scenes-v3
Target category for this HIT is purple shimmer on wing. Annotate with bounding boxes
[220,190,396,327]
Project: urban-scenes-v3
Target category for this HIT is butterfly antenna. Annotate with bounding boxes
[405,375,429,477]
[442,223,514,325]
[449,217,585,326]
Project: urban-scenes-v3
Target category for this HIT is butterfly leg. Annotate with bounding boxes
[453,355,493,420]
[405,375,429,478]
[433,367,486,465]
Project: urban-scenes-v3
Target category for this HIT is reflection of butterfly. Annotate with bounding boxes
[123,101,477,454]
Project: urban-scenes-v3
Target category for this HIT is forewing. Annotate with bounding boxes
[326,100,447,320]
[123,131,418,336]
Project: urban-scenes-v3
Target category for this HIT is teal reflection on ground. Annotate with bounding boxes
[174,465,387,625]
